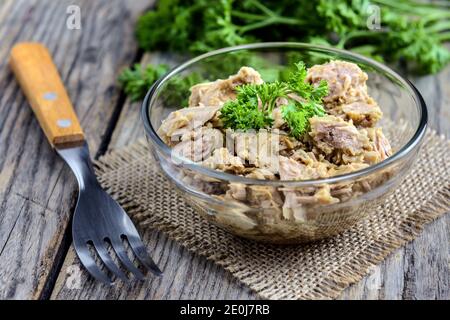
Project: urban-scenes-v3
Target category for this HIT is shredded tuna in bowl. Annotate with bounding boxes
[142,43,427,244]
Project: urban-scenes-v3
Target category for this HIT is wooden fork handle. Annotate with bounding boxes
[9,42,84,147]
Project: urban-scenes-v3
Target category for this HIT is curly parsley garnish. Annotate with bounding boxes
[220,62,328,138]
[220,81,288,130]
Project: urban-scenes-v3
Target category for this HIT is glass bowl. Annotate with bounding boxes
[141,43,427,244]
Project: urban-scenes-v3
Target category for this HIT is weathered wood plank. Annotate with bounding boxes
[51,50,449,299]
[0,0,151,299]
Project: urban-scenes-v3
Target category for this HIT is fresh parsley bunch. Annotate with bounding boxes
[118,63,204,106]
[135,0,450,74]
[220,62,328,138]
[120,0,450,102]
[118,63,169,102]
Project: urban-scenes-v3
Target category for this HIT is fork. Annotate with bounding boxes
[10,42,162,284]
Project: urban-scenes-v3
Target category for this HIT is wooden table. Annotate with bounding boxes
[0,0,448,300]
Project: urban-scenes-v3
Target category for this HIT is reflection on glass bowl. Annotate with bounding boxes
[142,43,427,244]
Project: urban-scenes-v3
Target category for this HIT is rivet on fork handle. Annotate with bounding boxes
[9,42,85,147]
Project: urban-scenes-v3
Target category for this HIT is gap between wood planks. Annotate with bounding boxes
[94,50,145,159]
[38,48,145,300]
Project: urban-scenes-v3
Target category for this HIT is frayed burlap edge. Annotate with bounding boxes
[94,132,450,300]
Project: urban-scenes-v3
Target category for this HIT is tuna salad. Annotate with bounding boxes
[157,60,392,210]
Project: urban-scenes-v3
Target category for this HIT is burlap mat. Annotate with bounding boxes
[95,130,449,300]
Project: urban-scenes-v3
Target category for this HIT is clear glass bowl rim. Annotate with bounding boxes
[141,42,428,187]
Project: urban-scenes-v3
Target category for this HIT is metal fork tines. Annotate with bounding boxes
[57,143,162,284]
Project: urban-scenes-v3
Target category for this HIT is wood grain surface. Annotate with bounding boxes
[0,0,150,299]
[0,0,448,300]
